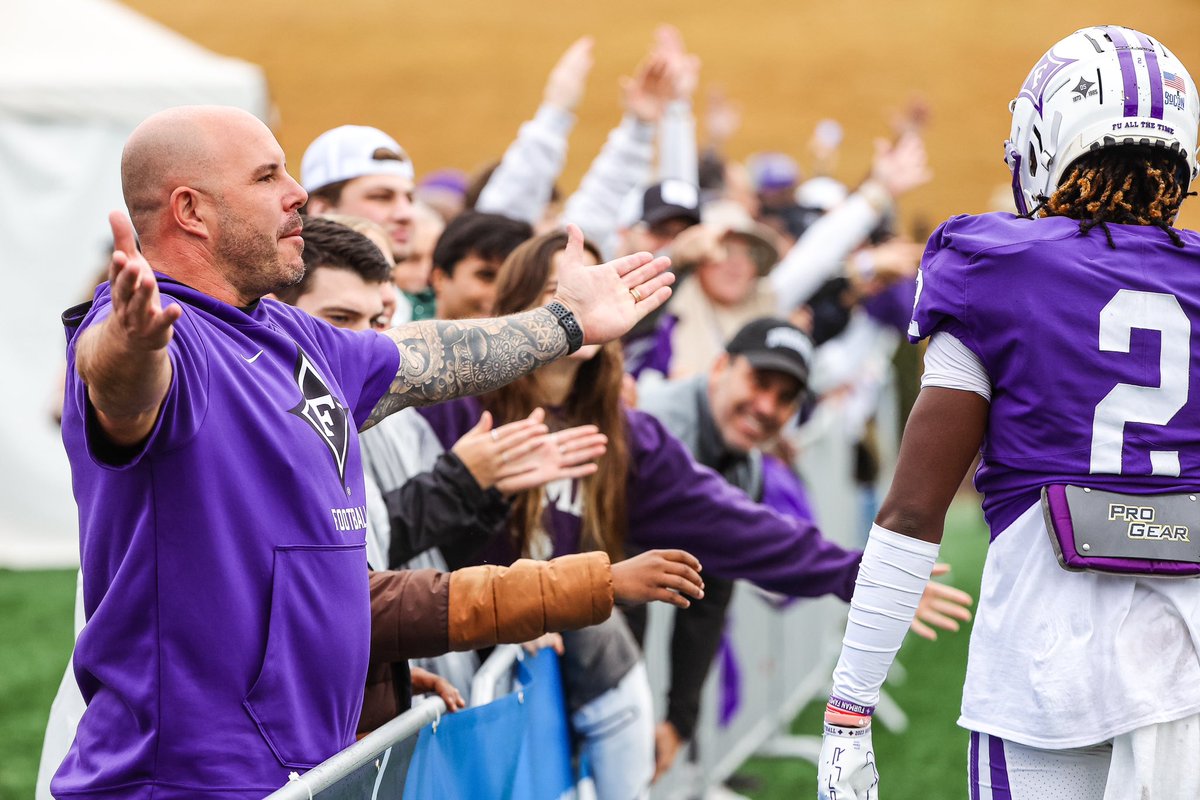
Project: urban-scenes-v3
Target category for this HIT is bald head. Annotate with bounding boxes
[120,106,270,238]
[115,106,308,306]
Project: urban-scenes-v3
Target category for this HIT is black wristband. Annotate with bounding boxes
[546,300,584,354]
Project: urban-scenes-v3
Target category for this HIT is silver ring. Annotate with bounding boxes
[630,287,643,302]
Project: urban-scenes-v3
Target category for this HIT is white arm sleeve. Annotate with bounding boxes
[769,189,888,312]
[475,104,575,225]
[830,524,940,710]
[562,114,656,255]
[921,331,992,401]
[658,100,699,186]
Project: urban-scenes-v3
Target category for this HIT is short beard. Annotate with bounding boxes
[214,207,304,302]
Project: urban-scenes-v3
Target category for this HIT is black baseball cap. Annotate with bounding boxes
[641,179,702,228]
[726,317,813,387]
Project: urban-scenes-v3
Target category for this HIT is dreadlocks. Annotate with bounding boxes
[1041,146,1189,248]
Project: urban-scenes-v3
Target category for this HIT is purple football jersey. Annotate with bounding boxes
[56,278,399,799]
[911,213,1200,534]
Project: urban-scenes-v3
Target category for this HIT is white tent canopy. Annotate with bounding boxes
[0,0,269,567]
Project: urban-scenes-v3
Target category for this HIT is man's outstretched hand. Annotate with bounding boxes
[106,211,180,352]
[76,212,179,447]
[552,224,674,345]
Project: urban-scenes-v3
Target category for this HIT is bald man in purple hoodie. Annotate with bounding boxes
[55,105,675,799]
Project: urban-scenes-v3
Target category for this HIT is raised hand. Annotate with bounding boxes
[611,549,704,609]
[870,131,933,199]
[107,211,181,352]
[655,25,701,103]
[704,86,742,149]
[543,36,595,112]
[75,212,180,446]
[553,224,674,344]
[621,52,674,123]
[909,563,973,641]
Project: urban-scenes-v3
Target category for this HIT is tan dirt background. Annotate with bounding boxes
[123,1,1200,230]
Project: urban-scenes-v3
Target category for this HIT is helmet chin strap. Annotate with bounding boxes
[1004,143,1031,216]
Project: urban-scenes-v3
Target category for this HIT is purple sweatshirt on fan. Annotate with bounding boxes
[56,278,399,799]
[417,397,860,599]
[912,212,1200,535]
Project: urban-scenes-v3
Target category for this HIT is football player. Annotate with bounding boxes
[819,26,1200,799]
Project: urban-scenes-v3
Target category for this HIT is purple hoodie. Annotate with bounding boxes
[57,278,399,799]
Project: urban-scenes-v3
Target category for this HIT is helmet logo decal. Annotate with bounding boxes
[1072,76,1098,102]
[1165,72,1187,112]
[1020,51,1076,115]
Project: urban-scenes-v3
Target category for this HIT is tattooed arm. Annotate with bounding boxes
[363,224,676,430]
[361,307,568,430]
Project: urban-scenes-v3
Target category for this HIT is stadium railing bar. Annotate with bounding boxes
[469,644,524,706]
[263,696,446,800]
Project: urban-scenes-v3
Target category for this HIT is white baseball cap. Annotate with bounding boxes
[300,125,415,193]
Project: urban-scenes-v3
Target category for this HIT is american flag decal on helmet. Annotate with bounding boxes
[1165,72,1187,93]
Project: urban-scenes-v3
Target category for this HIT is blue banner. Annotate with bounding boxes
[402,649,573,799]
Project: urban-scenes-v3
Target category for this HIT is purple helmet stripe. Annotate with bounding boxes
[969,731,981,800]
[1136,32,1165,120]
[1105,27,1141,117]
[988,734,1012,799]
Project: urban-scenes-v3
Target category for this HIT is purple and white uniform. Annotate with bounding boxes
[56,279,399,799]
[912,212,1200,749]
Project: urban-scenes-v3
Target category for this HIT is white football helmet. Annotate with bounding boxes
[1005,26,1200,215]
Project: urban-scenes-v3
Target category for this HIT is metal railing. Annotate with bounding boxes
[470,644,524,706]
[264,696,446,800]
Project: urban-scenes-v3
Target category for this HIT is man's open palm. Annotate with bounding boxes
[552,224,674,345]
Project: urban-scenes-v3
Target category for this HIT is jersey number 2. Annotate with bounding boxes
[1090,290,1190,476]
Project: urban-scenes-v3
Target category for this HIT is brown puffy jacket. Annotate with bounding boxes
[359,551,614,734]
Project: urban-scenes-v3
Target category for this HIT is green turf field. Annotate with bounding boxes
[737,500,989,799]
[0,568,77,799]
[0,502,987,798]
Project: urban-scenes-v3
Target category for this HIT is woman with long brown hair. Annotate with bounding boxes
[415,229,963,799]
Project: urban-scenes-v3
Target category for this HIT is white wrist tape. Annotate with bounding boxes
[830,523,940,711]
